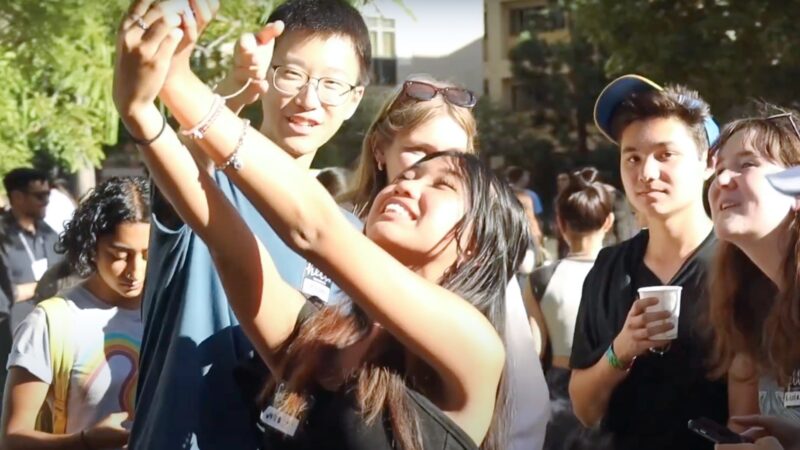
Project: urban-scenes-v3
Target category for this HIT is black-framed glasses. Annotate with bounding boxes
[767,112,800,141]
[271,65,359,106]
[401,80,477,108]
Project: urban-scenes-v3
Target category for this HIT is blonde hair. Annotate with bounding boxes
[341,75,478,218]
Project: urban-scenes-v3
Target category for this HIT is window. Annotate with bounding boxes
[509,6,566,36]
[365,16,396,58]
[365,16,397,85]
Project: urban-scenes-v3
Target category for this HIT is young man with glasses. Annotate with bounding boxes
[128,1,369,449]
[568,75,729,450]
[0,168,61,409]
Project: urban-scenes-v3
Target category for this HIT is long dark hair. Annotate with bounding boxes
[265,152,530,450]
[709,110,800,382]
[56,177,150,277]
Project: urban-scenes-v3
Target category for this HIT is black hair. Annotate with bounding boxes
[422,151,530,450]
[267,0,372,85]
[56,177,150,277]
[503,166,530,188]
[610,85,713,155]
[556,167,613,233]
[271,151,530,450]
[3,168,49,194]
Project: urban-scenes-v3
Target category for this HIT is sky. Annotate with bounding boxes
[361,0,485,59]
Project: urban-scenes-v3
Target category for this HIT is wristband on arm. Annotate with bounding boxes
[605,343,635,371]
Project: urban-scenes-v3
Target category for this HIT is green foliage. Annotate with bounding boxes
[507,2,610,154]
[0,0,379,180]
[572,0,800,118]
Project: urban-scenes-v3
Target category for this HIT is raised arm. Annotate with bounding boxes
[153,2,505,427]
[112,0,305,372]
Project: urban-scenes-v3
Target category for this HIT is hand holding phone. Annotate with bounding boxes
[688,417,752,444]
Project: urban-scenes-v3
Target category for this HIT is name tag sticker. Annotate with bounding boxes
[785,370,800,408]
[261,406,299,437]
[300,263,332,303]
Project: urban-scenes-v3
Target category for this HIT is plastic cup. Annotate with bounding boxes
[638,286,682,340]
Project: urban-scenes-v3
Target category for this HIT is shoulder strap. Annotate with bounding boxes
[35,297,73,434]
[529,260,561,301]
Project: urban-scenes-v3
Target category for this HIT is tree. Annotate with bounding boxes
[572,0,800,119]
[507,1,610,154]
[0,0,384,183]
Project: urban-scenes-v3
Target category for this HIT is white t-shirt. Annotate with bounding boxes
[505,280,550,450]
[7,285,142,446]
[539,258,596,358]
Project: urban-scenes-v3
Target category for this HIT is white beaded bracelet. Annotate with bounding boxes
[215,118,250,172]
[180,95,224,140]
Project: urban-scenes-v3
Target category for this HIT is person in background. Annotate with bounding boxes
[1,169,61,306]
[526,167,614,450]
[0,176,150,450]
[569,74,728,450]
[0,168,63,407]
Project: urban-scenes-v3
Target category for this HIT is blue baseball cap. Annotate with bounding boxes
[594,74,720,147]
[767,166,800,196]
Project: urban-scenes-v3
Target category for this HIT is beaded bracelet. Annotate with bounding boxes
[216,118,250,172]
[180,95,224,140]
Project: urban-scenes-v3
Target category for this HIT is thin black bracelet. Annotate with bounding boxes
[80,429,96,450]
[130,114,167,146]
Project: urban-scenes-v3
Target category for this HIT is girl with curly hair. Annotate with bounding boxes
[0,177,150,450]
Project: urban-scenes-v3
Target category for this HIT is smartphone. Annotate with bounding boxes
[688,417,751,444]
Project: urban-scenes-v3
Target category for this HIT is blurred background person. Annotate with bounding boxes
[525,167,614,450]
[0,176,150,450]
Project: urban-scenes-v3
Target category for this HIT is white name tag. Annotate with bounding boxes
[785,390,800,408]
[31,258,48,282]
[261,406,299,437]
[300,263,331,303]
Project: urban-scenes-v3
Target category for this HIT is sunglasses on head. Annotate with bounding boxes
[767,112,800,142]
[401,80,477,109]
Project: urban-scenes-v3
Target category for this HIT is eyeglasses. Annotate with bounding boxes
[271,65,359,106]
[401,80,477,108]
[767,112,800,142]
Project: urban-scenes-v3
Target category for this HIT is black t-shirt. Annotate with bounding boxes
[570,230,728,450]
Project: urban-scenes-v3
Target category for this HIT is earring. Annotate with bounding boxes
[376,160,384,171]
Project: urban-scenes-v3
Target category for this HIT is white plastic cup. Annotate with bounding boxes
[637,286,682,340]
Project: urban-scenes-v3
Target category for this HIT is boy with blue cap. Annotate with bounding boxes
[569,74,729,450]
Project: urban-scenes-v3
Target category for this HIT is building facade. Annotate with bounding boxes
[484,0,567,109]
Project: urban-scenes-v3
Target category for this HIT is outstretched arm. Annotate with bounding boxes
[112,0,305,372]
[153,1,504,438]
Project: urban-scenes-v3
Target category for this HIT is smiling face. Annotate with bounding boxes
[365,156,468,271]
[619,116,710,220]
[709,130,797,244]
[260,30,365,161]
